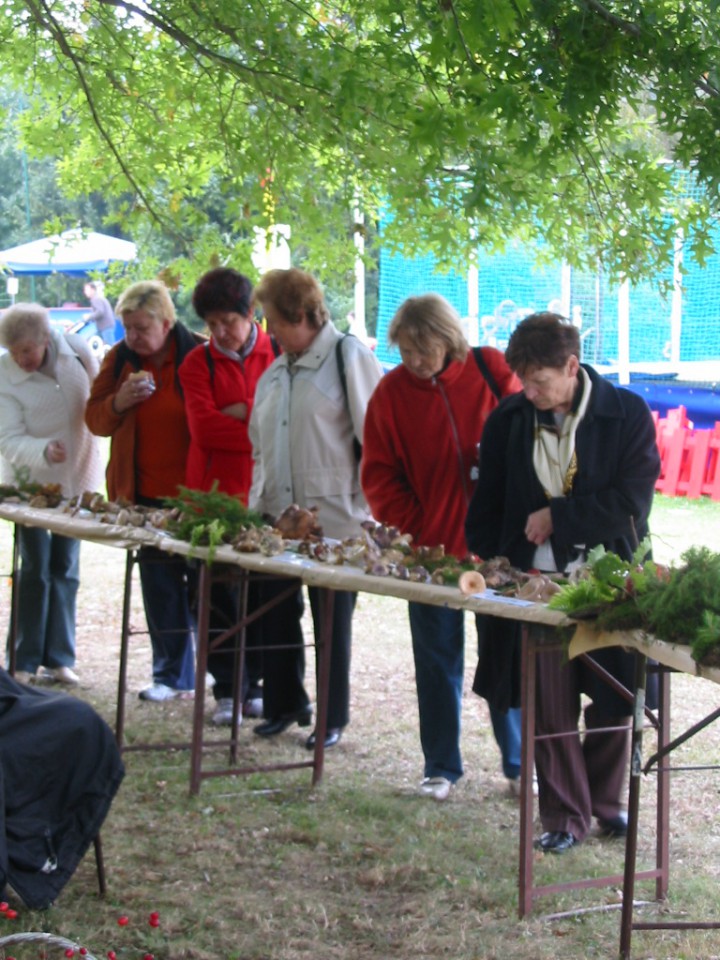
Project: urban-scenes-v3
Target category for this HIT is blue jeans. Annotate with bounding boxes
[409,603,465,782]
[138,547,196,690]
[409,602,522,783]
[489,704,522,780]
[10,527,79,672]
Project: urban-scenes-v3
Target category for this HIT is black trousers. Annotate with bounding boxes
[258,576,356,730]
[206,572,263,702]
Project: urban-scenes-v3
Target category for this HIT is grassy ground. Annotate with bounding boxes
[0,494,718,960]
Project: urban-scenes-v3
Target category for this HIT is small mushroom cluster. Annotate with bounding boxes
[0,481,63,508]
[232,526,285,556]
[65,491,169,529]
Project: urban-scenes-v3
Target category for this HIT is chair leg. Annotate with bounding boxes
[93,833,106,897]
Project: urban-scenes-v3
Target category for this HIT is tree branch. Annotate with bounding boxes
[24,0,173,232]
[580,0,641,38]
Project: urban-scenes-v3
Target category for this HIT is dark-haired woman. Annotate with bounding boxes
[179,267,278,724]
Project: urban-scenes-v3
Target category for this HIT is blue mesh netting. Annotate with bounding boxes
[377,174,720,374]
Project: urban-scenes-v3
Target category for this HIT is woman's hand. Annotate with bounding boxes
[524,507,553,545]
[113,373,155,414]
[45,440,67,464]
[220,402,248,421]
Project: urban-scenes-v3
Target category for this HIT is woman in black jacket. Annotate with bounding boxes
[466,312,660,852]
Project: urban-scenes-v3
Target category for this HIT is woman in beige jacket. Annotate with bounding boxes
[249,268,383,749]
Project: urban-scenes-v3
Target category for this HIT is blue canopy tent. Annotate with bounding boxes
[0,229,136,276]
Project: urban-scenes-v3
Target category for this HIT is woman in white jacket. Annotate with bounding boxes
[249,268,383,749]
[0,303,102,685]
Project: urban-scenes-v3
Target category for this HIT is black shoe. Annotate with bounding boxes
[598,812,628,838]
[534,831,578,854]
[254,708,312,737]
[305,728,342,750]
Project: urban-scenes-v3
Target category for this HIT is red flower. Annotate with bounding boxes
[117,915,129,927]
[143,955,155,960]
[0,901,8,911]
[5,908,18,919]
[64,950,75,958]
[107,952,117,960]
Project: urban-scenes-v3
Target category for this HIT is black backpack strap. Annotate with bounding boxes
[112,342,141,380]
[471,346,502,402]
[270,334,281,357]
[336,334,362,462]
[204,341,215,385]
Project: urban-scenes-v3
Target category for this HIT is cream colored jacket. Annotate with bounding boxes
[249,322,383,539]
[0,331,102,496]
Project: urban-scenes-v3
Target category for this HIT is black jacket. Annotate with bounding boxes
[0,671,124,908]
[465,365,661,713]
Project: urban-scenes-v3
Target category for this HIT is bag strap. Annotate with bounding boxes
[471,346,502,402]
[204,341,215,384]
[336,334,362,462]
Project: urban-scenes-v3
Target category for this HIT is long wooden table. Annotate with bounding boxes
[0,500,683,930]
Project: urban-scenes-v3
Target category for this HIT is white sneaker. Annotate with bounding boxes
[211,698,242,726]
[37,666,79,686]
[243,695,264,718]
[507,775,539,798]
[418,776,453,802]
[139,682,194,702]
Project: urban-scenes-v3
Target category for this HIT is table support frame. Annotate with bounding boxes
[619,657,720,959]
[518,626,670,919]
[113,550,333,794]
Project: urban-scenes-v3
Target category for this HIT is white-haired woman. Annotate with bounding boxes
[0,303,102,685]
[86,280,204,701]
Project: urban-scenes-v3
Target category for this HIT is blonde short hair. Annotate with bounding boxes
[388,294,468,362]
[253,268,329,329]
[115,281,176,326]
[0,303,51,348]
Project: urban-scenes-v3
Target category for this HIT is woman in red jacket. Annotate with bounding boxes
[362,293,522,801]
[179,267,277,725]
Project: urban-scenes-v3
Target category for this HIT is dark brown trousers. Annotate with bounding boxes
[534,647,631,842]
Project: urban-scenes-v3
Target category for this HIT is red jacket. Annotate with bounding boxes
[361,348,521,557]
[178,328,277,501]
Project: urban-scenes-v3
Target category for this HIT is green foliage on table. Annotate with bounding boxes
[550,542,720,664]
[163,485,265,562]
[548,540,655,624]
[635,547,720,662]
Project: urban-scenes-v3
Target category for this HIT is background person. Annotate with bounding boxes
[0,303,102,685]
[83,280,116,346]
[361,293,522,801]
[179,266,278,726]
[86,280,204,702]
[249,267,383,749]
[466,312,661,851]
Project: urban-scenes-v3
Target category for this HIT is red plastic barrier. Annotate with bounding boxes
[654,407,720,501]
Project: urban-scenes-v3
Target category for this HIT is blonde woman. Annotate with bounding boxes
[362,294,522,800]
[86,280,204,701]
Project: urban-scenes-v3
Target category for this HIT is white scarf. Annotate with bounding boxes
[533,366,592,497]
[531,366,592,571]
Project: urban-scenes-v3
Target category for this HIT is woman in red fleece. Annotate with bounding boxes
[361,293,522,801]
